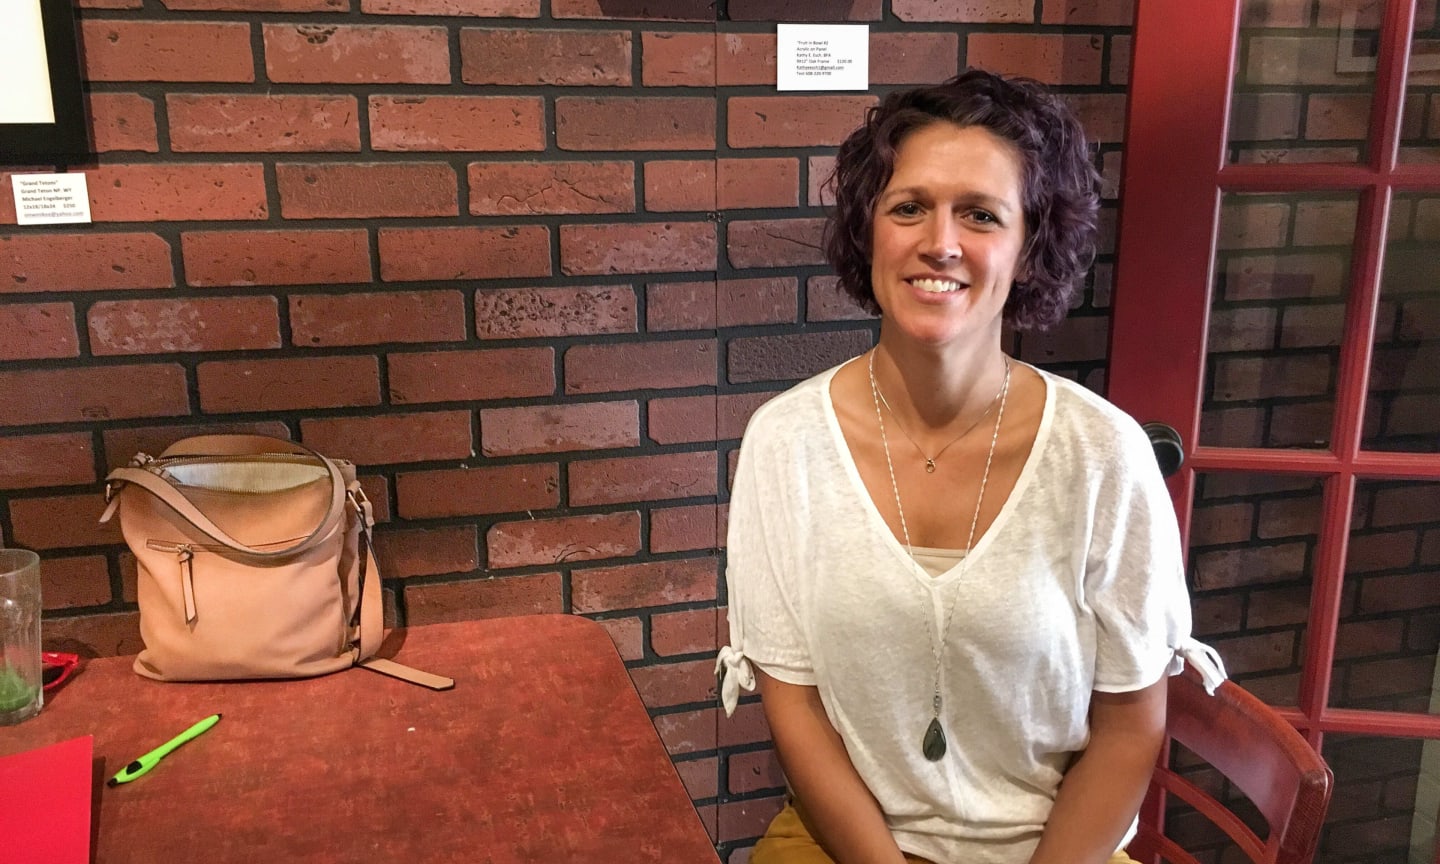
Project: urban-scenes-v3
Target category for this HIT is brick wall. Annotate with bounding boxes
[2,1,1131,857]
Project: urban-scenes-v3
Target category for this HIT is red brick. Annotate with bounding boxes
[41,555,112,610]
[644,160,716,212]
[650,505,720,553]
[1042,0,1133,24]
[1371,485,1440,528]
[263,25,448,84]
[718,796,784,843]
[1347,531,1418,573]
[728,330,873,384]
[807,275,875,322]
[560,222,716,275]
[648,277,797,331]
[182,229,370,287]
[675,756,719,800]
[1062,93,1128,144]
[728,748,784,794]
[10,493,121,550]
[556,98,716,151]
[480,401,639,456]
[396,463,559,519]
[102,422,291,471]
[167,94,360,153]
[2,233,173,292]
[871,32,959,83]
[647,280,716,330]
[487,512,640,569]
[0,366,187,427]
[551,0,712,19]
[362,0,538,13]
[654,707,717,755]
[370,96,544,151]
[197,356,380,413]
[717,32,775,85]
[893,0,1032,21]
[0,433,95,490]
[1021,315,1108,364]
[564,340,715,394]
[1110,34,1132,85]
[83,0,142,6]
[469,161,635,215]
[163,0,346,7]
[630,658,716,708]
[89,297,280,355]
[300,411,472,465]
[0,304,78,360]
[40,612,143,658]
[727,218,826,268]
[1358,571,1440,614]
[476,285,637,339]
[719,159,799,209]
[570,451,718,506]
[291,290,465,347]
[596,616,645,661]
[88,164,267,222]
[405,573,561,625]
[728,96,875,148]
[1193,543,1307,590]
[729,0,879,17]
[83,21,254,82]
[461,29,630,85]
[379,226,551,282]
[719,698,768,746]
[652,606,719,656]
[967,34,1103,85]
[573,557,716,614]
[88,94,158,153]
[648,395,716,444]
[1212,355,1332,401]
[277,162,458,219]
[374,525,478,578]
[642,32,715,86]
[388,347,555,403]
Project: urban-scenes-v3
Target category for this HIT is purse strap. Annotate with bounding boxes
[100,435,347,560]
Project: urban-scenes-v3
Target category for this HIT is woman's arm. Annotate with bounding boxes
[755,667,910,864]
[1027,676,1167,864]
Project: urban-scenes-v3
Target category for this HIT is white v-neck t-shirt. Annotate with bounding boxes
[720,361,1194,864]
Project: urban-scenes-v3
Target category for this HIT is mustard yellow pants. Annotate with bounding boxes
[751,803,1140,864]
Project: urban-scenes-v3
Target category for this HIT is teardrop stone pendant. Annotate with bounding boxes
[924,459,936,474]
[921,717,947,761]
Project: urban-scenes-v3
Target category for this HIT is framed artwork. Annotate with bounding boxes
[0,0,90,164]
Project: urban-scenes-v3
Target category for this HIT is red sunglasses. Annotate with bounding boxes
[42,652,79,692]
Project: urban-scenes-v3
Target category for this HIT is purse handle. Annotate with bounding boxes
[101,435,349,560]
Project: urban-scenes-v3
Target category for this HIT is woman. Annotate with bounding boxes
[715,70,1223,864]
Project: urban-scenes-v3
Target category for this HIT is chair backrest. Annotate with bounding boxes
[1128,666,1334,864]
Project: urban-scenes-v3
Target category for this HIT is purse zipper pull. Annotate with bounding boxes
[176,544,198,627]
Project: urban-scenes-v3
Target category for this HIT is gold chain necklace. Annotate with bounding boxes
[872,364,1008,474]
[867,349,1012,761]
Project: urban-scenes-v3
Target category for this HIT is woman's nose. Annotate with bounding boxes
[921,215,962,261]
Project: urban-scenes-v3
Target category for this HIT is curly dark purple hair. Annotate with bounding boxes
[822,69,1100,331]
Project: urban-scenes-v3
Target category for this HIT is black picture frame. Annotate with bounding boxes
[0,0,91,166]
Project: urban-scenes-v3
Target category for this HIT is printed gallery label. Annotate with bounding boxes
[11,173,91,226]
[777,24,868,91]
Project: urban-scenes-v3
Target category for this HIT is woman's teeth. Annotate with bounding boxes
[910,278,962,293]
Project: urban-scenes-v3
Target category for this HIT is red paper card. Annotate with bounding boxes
[0,735,93,864]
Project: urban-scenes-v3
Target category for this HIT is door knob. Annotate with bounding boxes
[1141,422,1184,478]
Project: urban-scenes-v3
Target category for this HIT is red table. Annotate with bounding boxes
[6,615,720,863]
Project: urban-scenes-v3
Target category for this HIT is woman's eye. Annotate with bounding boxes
[892,202,923,217]
[968,210,998,225]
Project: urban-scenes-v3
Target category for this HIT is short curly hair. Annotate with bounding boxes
[822,69,1100,332]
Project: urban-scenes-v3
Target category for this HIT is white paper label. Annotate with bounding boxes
[777,24,869,91]
[11,173,92,225]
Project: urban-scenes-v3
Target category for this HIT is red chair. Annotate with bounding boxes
[1128,666,1334,864]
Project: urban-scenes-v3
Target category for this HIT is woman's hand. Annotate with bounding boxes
[1027,676,1168,864]
[755,667,911,864]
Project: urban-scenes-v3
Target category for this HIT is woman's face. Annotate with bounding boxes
[869,121,1028,350]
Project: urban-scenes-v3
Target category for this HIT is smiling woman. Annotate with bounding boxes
[715,70,1224,864]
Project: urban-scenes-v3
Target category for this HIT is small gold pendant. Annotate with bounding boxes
[925,459,936,473]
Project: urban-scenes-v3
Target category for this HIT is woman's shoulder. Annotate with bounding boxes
[740,362,846,443]
[1033,367,1151,457]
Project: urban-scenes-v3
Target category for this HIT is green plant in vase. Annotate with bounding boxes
[0,663,37,713]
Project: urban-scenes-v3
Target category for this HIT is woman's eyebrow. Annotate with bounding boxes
[879,186,1017,214]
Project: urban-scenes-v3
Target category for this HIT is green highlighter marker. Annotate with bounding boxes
[107,713,222,787]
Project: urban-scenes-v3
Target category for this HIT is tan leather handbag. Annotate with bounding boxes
[100,435,450,689]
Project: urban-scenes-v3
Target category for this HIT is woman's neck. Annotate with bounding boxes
[871,331,1010,432]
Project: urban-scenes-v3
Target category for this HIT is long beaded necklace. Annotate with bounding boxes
[867,349,1012,761]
